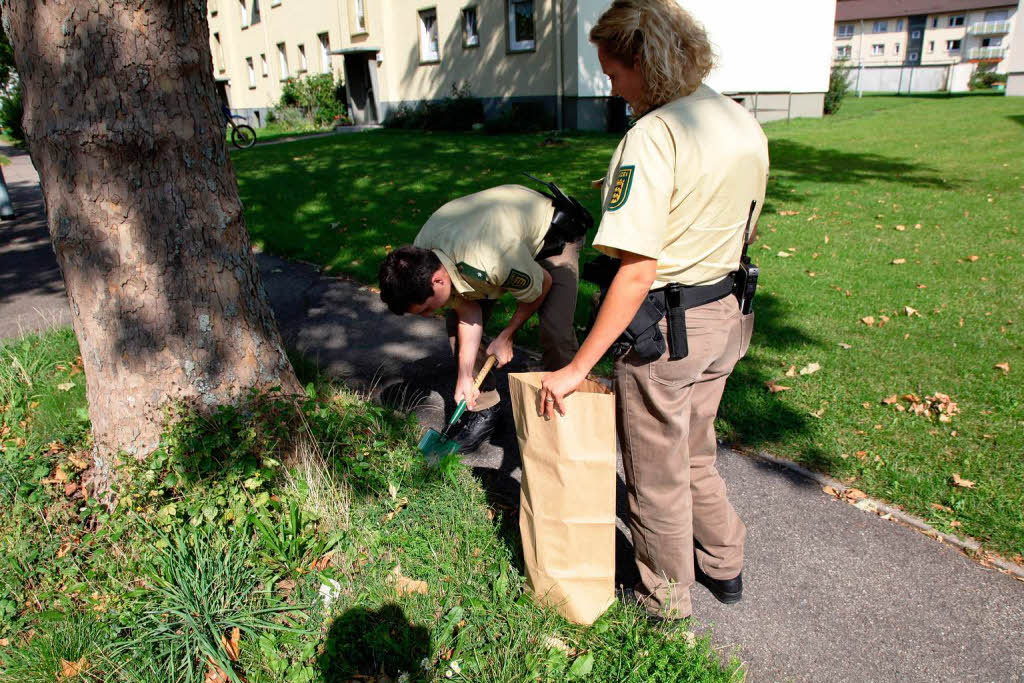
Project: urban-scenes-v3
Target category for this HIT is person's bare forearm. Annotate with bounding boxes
[455,300,483,377]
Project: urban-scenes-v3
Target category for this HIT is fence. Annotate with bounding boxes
[843,64,951,93]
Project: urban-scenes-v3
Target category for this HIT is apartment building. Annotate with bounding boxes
[208,0,836,130]
[832,0,1019,92]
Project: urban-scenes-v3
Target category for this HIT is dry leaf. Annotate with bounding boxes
[950,520,962,528]
[881,394,899,405]
[904,306,920,317]
[59,657,89,680]
[838,342,851,349]
[967,255,979,262]
[57,382,75,392]
[0,637,8,647]
[824,235,830,243]
[384,497,409,522]
[765,381,792,394]
[878,315,891,327]
[951,473,975,489]
[777,210,799,216]
[844,488,868,501]
[204,660,231,683]
[776,251,792,258]
[822,485,838,497]
[994,362,1010,373]
[392,564,429,596]
[785,365,797,377]
[895,224,906,231]
[891,258,906,265]
[222,627,241,662]
[861,316,876,326]
[930,503,954,514]
[544,635,571,652]
[276,579,297,592]
[799,362,821,376]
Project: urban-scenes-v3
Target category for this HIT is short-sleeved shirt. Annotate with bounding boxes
[593,85,769,287]
[413,185,554,303]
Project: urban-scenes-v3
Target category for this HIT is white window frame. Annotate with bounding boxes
[418,8,440,63]
[214,32,225,72]
[354,0,367,33]
[949,15,965,27]
[319,33,332,73]
[836,45,851,59]
[946,39,961,52]
[981,36,1003,47]
[873,20,888,33]
[507,0,535,52]
[872,43,884,55]
[836,24,854,38]
[463,6,480,48]
[239,0,249,28]
[277,42,289,79]
[260,53,268,77]
[246,57,256,88]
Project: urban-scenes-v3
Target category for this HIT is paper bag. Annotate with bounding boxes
[508,372,616,625]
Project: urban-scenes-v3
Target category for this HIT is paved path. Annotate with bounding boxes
[2,143,1022,682]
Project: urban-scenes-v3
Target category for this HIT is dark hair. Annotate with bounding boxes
[378,246,442,315]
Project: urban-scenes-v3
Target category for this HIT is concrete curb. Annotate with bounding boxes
[745,447,1024,581]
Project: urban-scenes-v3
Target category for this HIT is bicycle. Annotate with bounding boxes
[223,106,256,149]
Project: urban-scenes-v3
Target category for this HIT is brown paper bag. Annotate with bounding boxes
[508,372,616,625]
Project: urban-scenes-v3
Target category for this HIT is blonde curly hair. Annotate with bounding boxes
[589,0,715,113]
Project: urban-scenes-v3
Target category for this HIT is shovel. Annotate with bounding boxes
[418,355,497,460]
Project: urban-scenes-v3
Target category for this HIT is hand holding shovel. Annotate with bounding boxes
[418,355,497,459]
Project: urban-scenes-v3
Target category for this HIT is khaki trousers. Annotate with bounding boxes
[446,238,581,411]
[614,295,753,619]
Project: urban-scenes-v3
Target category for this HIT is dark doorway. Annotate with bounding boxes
[343,52,379,125]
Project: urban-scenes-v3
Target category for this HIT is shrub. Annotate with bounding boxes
[383,81,484,131]
[824,65,851,115]
[484,100,553,134]
[276,72,349,128]
[0,81,24,142]
[968,64,1004,91]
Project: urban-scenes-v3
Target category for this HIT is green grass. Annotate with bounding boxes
[0,330,736,681]
[235,94,1024,559]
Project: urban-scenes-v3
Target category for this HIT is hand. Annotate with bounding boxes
[486,334,515,367]
[538,363,588,419]
[454,373,480,409]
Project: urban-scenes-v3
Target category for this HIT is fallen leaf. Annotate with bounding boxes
[824,235,830,244]
[950,520,962,528]
[392,564,429,596]
[222,627,241,662]
[765,381,792,394]
[309,553,334,571]
[994,362,1010,373]
[967,255,979,262]
[799,362,821,376]
[0,637,7,647]
[785,365,797,377]
[881,394,899,405]
[951,473,975,489]
[838,342,852,349]
[544,635,571,652]
[276,579,297,592]
[822,485,838,497]
[776,251,792,258]
[777,210,799,216]
[384,497,409,522]
[59,657,89,680]
[844,488,868,501]
[904,306,920,317]
[861,316,876,326]
[895,224,906,231]
[57,382,75,392]
[891,258,906,265]
[930,503,954,514]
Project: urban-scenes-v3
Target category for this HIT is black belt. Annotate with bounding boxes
[648,277,735,311]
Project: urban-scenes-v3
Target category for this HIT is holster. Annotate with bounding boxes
[610,293,666,361]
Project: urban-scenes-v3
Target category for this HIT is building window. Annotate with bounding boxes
[836,24,854,38]
[894,43,900,55]
[508,0,535,51]
[981,37,1003,47]
[932,17,938,28]
[949,15,964,27]
[246,57,255,88]
[896,19,903,31]
[210,0,219,15]
[418,8,439,62]
[873,21,888,33]
[213,32,225,72]
[984,9,1008,21]
[298,44,307,72]
[250,0,261,25]
[872,43,884,55]
[946,39,961,51]
[319,33,332,73]
[278,42,289,78]
[260,53,268,77]
[354,0,367,33]
[836,45,851,59]
[928,41,934,52]
[909,51,919,61]
[239,0,249,27]
[911,30,920,39]
[463,7,480,47]
[271,0,281,6]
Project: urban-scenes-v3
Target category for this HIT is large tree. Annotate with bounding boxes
[1,1,301,481]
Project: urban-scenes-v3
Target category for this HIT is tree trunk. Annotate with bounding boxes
[1,1,302,478]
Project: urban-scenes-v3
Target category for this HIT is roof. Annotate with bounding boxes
[835,0,1017,21]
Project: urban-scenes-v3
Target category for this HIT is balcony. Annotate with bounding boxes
[967,46,1007,60]
[967,21,1011,35]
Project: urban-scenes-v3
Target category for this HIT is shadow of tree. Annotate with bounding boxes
[318,604,430,681]
[1007,114,1024,128]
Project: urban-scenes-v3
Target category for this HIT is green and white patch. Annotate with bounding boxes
[501,268,532,291]
[457,261,488,282]
[607,165,634,211]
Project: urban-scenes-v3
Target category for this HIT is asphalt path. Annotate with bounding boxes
[2,141,1021,682]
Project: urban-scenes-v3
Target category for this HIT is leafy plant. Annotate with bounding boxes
[0,612,112,682]
[278,73,349,127]
[252,498,344,572]
[824,64,851,115]
[0,81,23,142]
[384,81,484,132]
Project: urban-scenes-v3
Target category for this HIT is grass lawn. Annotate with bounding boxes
[0,330,737,681]
[235,94,1024,560]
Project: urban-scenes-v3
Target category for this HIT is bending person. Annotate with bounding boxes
[539,0,768,621]
[379,183,589,452]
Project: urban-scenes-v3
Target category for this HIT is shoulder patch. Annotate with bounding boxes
[501,268,532,291]
[607,165,635,212]
[457,261,488,282]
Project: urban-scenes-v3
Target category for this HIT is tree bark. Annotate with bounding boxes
[1,1,301,475]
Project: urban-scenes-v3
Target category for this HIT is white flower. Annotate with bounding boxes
[420,657,432,671]
[445,660,462,678]
[397,673,410,683]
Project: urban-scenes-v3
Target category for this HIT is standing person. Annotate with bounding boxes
[379,183,590,452]
[539,0,768,621]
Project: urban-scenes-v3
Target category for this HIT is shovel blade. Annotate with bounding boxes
[417,428,461,462]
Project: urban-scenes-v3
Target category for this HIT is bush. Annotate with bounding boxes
[484,100,553,134]
[383,81,484,131]
[824,65,851,115]
[968,64,1004,91]
[276,72,349,128]
[0,81,24,142]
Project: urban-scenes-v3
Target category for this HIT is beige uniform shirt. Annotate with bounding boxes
[593,85,769,287]
[413,185,554,303]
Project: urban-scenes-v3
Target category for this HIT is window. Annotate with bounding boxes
[896,19,903,31]
[319,33,332,73]
[928,41,934,52]
[836,45,851,59]
[932,17,938,28]
[949,15,964,27]
[260,53,268,77]
[418,8,439,62]
[354,0,367,33]
[270,0,280,6]
[872,43,884,55]
[984,10,1008,21]
[894,43,900,55]
[946,39,961,51]
[239,0,249,27]
[463,7,480,47]
[873,21,888,33]
[508,0,535,51]
[835,24,854,38]
[213,32,225,72]
[981,37,1003,47]
[298,44,307,72]
[246,57,255,88]
[277,42,289,78]
[210,0,219,15]
[909,51,919,61]
[250,0,261,25]
[911,30,920,39]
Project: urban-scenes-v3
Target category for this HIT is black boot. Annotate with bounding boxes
[693,561,742,604]
[451,404,500,453]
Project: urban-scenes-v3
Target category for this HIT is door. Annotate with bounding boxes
[343,53,378,125]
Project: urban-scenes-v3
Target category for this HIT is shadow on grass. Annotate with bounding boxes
[1007,114,1024,128]
[318,603,429,680]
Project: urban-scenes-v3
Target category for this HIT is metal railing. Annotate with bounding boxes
[966,21,1011,35]
[967,46,1007,59]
